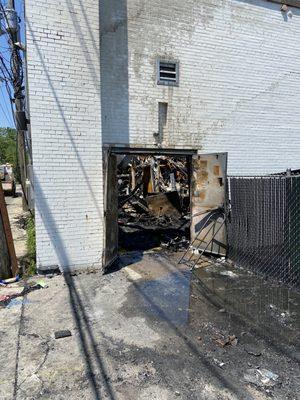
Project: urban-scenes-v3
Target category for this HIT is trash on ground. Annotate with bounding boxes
[54,330,72,339]
[215,334,238,347]
[36,279,47,288]
[219,270,238,278]
[269,303,291,325]
[0,282,44,308]
[0,294,10,303]
[213,358,226,369]
[244,368,280,388]
[161,236,189,252]
[0,275,20,285]
[22,283,45,295]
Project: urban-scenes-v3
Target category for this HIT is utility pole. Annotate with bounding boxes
[4,0,28,208]
[0,182,18,278]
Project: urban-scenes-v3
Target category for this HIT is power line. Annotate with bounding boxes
[0,83,14,126]
[0,101,12,126]
[0,86,14,126]
[0,0,29,209]
[0,2,24,89]
[0,54,13,81]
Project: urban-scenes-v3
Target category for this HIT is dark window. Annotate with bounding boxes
[157,60,179,86]
[158,102,168,143]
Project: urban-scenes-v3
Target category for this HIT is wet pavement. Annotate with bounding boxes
[0,251,299,399]
[193,260,300,349]
[122,251,299,344]
[115,251,300,399]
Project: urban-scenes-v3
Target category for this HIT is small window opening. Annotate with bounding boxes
[158,102,168,144]
[157,60,179,86]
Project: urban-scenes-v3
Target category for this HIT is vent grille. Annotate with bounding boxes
[157,61,179,86]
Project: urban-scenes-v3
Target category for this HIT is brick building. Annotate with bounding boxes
[25,0,300,272]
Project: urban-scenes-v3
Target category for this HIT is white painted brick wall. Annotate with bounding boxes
[25,0,104,271]
[26,0,300,270]
[102,0,300,175]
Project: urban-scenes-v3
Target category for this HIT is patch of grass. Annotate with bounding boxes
[25,214,36,276]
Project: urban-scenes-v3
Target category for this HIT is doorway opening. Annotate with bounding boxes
[103,148,227,270]
[116,152,193,253]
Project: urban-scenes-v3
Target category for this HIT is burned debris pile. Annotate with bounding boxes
[118,155,190,251]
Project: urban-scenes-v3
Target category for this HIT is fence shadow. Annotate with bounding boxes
[159,253,300,363]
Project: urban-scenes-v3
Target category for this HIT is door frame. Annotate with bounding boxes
[103,146,227,270]
[108,146,197,157]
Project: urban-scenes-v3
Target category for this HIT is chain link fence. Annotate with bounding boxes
[227,174,300,289]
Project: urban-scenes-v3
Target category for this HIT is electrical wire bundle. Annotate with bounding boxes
[0,1,24,127]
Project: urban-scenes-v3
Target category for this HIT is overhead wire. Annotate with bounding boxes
[0,1,24,92]
[0,60,16,127]
[0,1,21,126]
[0,1,31,210]
[0,101,12,126]
[0,54,13,81]
[0,83,14,126]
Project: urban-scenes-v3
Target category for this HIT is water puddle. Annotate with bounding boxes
[122,252,299,345]
[135,269,192,326]
[122,252,192,326]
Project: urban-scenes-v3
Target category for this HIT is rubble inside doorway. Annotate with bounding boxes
[117,155,191,251]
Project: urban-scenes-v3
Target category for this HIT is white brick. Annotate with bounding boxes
[25,0,300,271]
[101,0,300,175]
[25,0,103,272]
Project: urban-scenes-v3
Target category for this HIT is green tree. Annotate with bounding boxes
[0,127,20,182]
[0,127,17,166]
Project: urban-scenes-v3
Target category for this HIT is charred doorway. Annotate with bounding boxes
[103,149,227,270]
[103,148,196,269]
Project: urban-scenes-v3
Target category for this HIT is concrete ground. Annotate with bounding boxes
[0,250,299,400]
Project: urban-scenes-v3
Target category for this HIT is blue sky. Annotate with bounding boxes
[0,0,24,129]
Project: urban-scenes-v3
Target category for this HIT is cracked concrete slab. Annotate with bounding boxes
[0,251,299,400]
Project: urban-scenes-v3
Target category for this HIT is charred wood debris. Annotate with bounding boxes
[117,155,190,251]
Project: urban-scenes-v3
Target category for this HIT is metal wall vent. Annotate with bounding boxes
[157,60,179,86]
